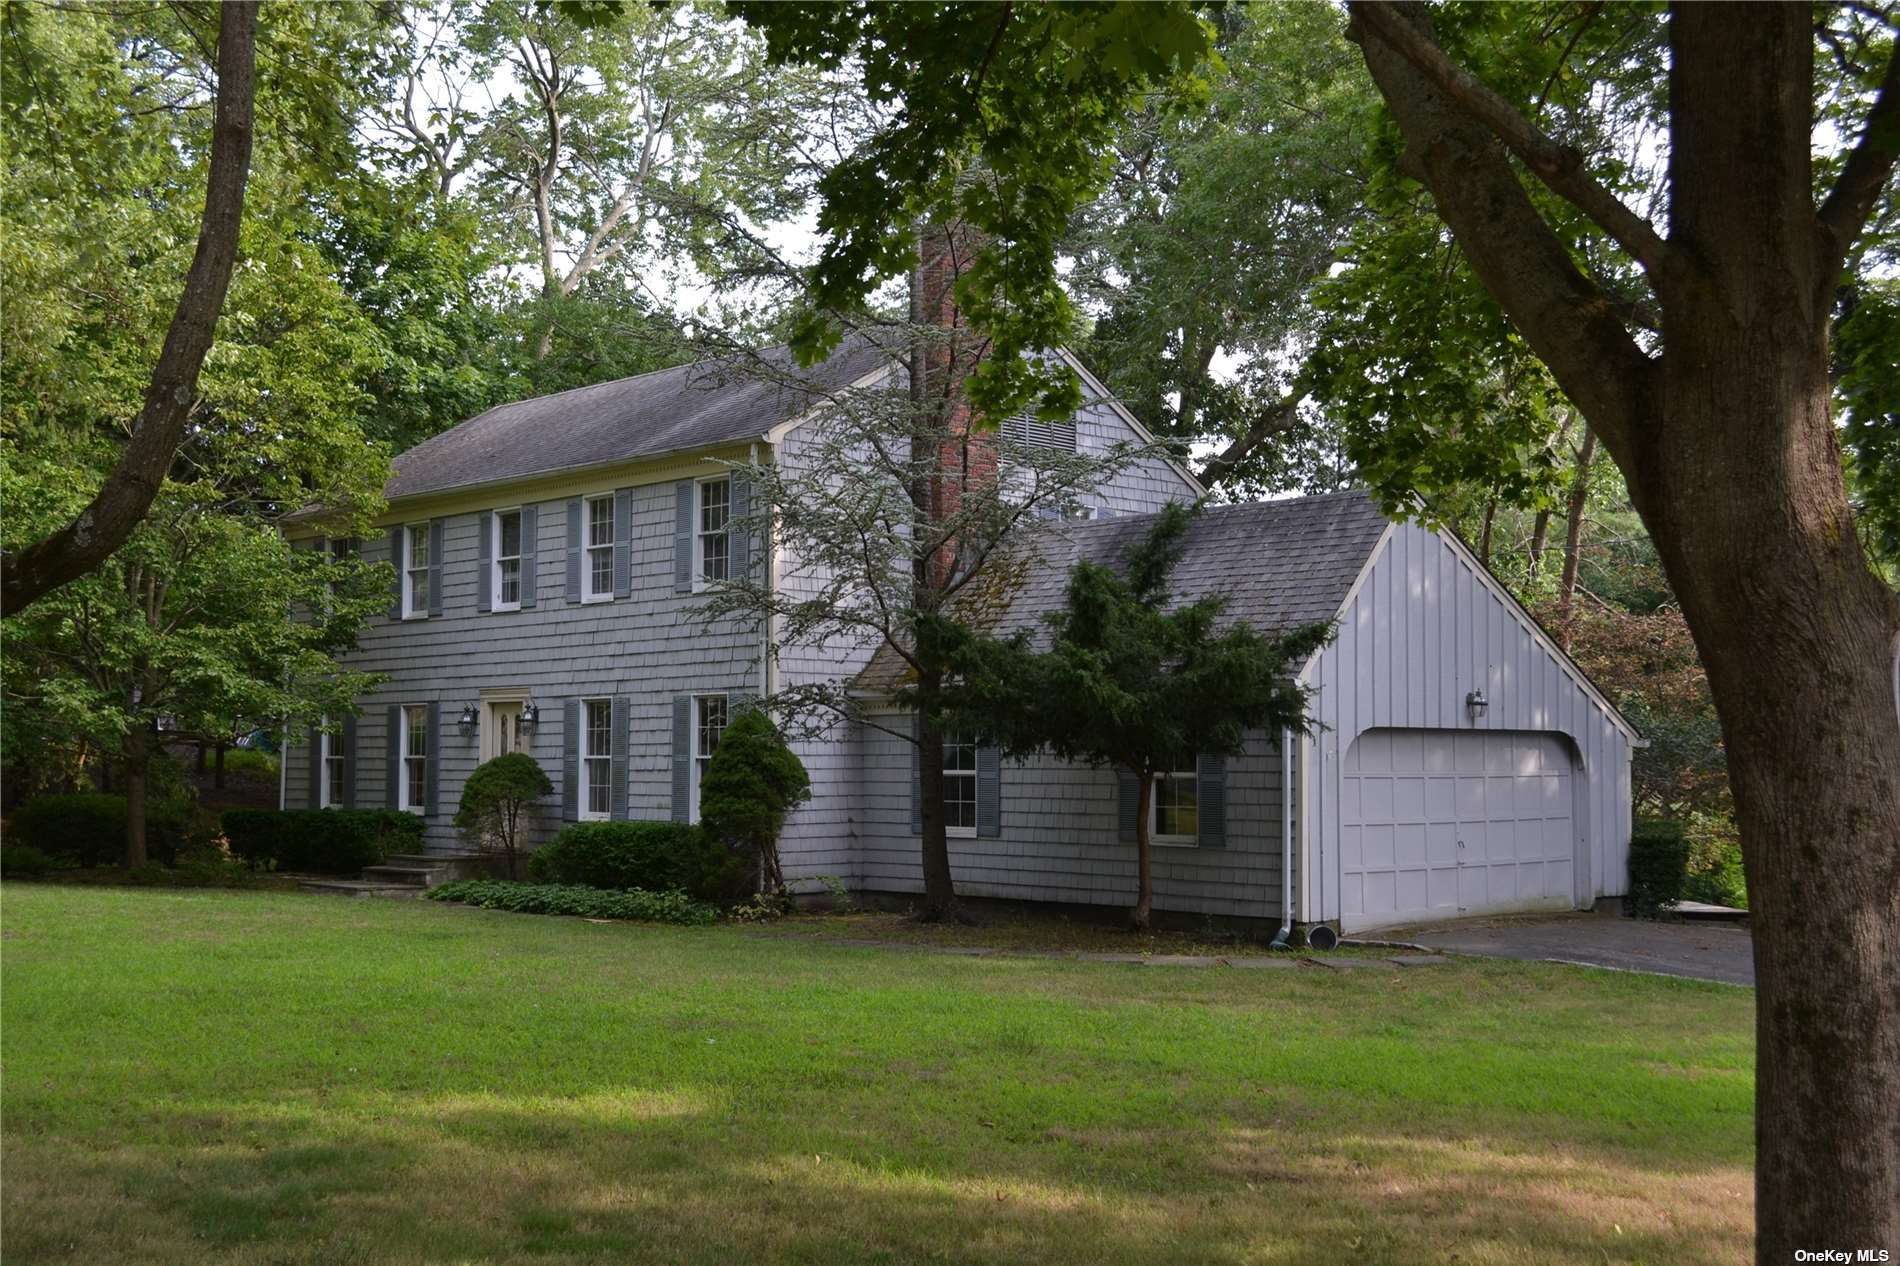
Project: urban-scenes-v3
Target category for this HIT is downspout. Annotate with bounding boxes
[1270,725,1294,949]
[277,722,288,810]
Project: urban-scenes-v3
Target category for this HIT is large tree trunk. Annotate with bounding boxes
[913,684,958,920]
[0,2,257,616]
[123,726,150,869]
[1131,769,1154,931]
[1553,429,1596,650]
[1348,4,1900,1255]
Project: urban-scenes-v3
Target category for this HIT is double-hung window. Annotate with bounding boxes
[402,524,430,618]
[580,698,611,819]
[583,495,614,601]
[401,705,428,813]
[943,734,977,837]
[692,695,728,819]
[319,720,345,809]
[697,477,730,585]
[1152,760,1199,844]
[493,509,523,611]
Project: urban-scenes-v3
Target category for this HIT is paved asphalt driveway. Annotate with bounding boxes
[1380,910,1755,986]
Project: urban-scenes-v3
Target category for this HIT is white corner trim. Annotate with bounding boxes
[1054,347,1205,495]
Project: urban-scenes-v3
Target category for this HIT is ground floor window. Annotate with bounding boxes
[581,698,611,819]
[402,706,428,812]
[943,734,976,836]
[692,695,728,820]
[1153,761,1198,843]
[319,721,345,808]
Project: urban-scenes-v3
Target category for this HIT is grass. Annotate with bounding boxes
[0,884,1756,1265]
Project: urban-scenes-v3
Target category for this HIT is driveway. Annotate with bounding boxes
[1378,910,1755,986]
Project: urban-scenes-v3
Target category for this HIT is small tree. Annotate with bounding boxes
[454,752,552,879]
[939,503,1333,929]
[698,708,811,896]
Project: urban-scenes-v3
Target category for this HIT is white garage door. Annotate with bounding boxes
[1340,729,1576,929]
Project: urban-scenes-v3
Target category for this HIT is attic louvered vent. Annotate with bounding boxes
[1002,414,1078,452]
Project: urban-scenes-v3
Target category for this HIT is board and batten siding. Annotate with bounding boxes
[851,709,1297,920]
[284,467,763,852]
[1298,521,1635,929]
[766,372,1200,890]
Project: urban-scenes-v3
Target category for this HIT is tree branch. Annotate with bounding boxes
[1349,0,1677,285]
[1816,42,1900,273]
[1,1,257,616]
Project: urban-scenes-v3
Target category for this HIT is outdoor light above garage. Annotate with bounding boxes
[1465,688,1488,722]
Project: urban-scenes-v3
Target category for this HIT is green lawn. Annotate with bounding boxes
[0,884,1755,1265]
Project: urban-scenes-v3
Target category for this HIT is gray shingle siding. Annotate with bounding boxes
[285,480,763,851]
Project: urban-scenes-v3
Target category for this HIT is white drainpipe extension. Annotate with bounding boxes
[1270,726,1294,948]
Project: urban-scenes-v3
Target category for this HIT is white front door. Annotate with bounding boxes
[482,701,524,762]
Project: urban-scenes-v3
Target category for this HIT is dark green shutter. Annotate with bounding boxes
[671,695,692,822]
[519,504,538,608]
[1197,754,1227,848]
[975,744,1001,838]
[341,715,357,809]
[909,712,922,835]
[1116,768,1140,843]
[611,696,630,819]
[386,527,403,619]
[477,511,493,612]
[673,481,694,593]
[561,698,580,822]
[565,499,582,602]
[729,472,750,579]
[613,488,633,598]
[424,700,440,816]
[306,727,321,809]
[426,520,445,617]
[385,704,401,810]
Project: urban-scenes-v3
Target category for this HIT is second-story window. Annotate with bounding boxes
[494,509,522,611]
[583,495,613,601]
[698,477,730,585]
[403,524,429,618]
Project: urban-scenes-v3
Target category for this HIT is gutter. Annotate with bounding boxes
[1270,725,1295,949]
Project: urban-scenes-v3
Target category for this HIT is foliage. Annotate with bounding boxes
[732,0,1215,424]
[697,707,810,894]
[526,820,748,901]
[220,808,423,874]
[426,879,718,926]
[10,788,210,869]
[1627,820,1690,919]
[1837,278,1900,573]
[219,749,282,784]
[454,752,553,879]
[935,502,1333,927]
[1069,0,1375,494]
[0,844,55,878]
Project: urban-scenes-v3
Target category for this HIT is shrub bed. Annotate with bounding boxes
[526,820,749,900]
[1628,819,1690,917]
[11,792,207,867]
[221,808,425,874]
[426,879,718,926]
[1,844,55,877]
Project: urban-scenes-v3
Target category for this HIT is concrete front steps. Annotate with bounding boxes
[300,853,491,899]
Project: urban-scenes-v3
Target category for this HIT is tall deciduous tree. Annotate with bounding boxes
[935,503,1331,929]
[732,2,1899,1251]
[0,0,257,615]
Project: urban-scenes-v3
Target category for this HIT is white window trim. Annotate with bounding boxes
[400,704,428,814]
[944,734,977,839]
[690,693,728,822]
[1151,763,1199,848]
[581,494,615,603]
[318,722,343,810]
[694,475,731,592]
[492,507,523,613]
[402,524,429,620]
[578,697,612,821]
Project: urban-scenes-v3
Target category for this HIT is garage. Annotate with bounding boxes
[1338,728,1577,927]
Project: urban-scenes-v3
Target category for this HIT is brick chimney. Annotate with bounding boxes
[910,220,997,577]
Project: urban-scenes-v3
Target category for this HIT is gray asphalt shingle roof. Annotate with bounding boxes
[385,337,893,501]
[856,490,1393,692]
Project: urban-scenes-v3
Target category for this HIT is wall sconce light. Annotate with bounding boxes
[457,704,479,737]
[1465,688,1489,723]
[518,701,539,733]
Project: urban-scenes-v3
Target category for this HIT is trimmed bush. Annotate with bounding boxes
[220,808,425,874]
[11,792,205,867]
[1,844,55,877]
[1628,819,1690,917]
[698,708,810,895]
[454,753,552,879]
[527,820,748,901]
[426,879,718,925]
